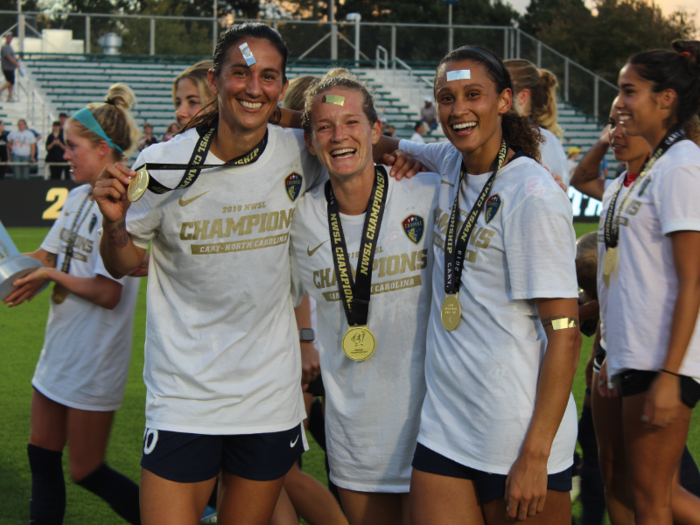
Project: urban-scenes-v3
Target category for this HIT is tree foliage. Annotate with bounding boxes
[523,0,696,82]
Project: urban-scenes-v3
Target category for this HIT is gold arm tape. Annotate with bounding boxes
[322,95,345,106]
[551,318,579,330]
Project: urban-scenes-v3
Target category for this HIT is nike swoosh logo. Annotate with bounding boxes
[290,435,299,448]
[441,180,455,187]
[307,240,329,257]
[178,191,209,207]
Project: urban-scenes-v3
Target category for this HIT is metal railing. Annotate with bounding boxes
[0,10,619,121]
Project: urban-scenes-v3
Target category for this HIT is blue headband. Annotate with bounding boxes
[72,107,123,152]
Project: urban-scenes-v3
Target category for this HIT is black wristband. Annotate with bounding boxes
[660,368,682,378]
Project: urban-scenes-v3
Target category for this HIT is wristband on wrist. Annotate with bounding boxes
[299,328,315,342]
[660,368,682,378]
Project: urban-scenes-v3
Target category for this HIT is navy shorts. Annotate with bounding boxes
[140,423,308,483]
[620,369,700,408]
[412,443,572,505]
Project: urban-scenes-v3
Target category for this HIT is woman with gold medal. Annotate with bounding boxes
[289,69,440,525]
[3,84,143,524]
[601,41,700,524]
[375,45,582,524]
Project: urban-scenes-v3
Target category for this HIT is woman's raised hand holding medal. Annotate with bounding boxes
[93,162,139,224]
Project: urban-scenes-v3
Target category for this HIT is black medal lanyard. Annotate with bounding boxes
[60,192,94,274]
[325,167,389,328]
[136,126,269,196]
[603,126,685,250]
[444,137,509,298]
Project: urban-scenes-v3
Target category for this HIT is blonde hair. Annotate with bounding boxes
[301,69,378,135]
[69,83,141,159]
[505,59,564,139]
[283,75,319,111]
[172,60,215,109]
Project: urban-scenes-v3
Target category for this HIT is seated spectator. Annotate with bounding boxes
[138,123,159,151]
[420,97,438,134]
[410,121,425,144]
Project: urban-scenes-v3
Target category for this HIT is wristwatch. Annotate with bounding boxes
[299,328,315,342]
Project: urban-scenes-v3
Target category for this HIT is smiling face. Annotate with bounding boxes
[608,105,650,165]
[434,59,511,161]
[208,37,288,135]
[63,121,109,186]
[615,64,676,141]
[175,78,204,127]
[305,88,381,182]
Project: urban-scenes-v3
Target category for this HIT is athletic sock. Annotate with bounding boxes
[27,443,66,525]
[680,446,700,497]
[75,463,141,525]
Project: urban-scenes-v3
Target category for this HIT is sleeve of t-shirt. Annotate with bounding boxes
[125,152,163,249]
[289,237,308,308]
[40,199,70,254]
[656,163,700,235]
[27,132,36,145]
[92,250,126,284]
[503,183,579,300]
[398,139,452,174]
[292,128,326,192]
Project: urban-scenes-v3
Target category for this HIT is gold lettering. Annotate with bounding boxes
[386,255,400,276]
[245,214,260,235]
[377,256,387,278]
[193,220,209,240]
[400,251,417,273]
[265,211,279,232]
[208,219,223,239]
[279,208,293,230]
[224,216,246,237]
[475,228,495,249]
[180,222,193,240]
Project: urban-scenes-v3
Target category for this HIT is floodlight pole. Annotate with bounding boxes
[213,0,218,54]
[448,4,453,52]
[17,0,24,54]
[330,0,337,61]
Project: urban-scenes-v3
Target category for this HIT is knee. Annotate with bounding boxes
[629,478,672,512]
[69,461,101,483]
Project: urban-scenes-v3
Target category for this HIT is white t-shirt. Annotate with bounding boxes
[8,129,36,156]
[33,185,139,411]
[125,126,323,434]
[399,139,579,475]
[409,132,425,144]
[596,173,632,349]
[606,140,700,378]
[539,127,570,188]
[290,170,440,492]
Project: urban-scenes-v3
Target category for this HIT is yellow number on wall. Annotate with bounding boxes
[42,188,69,220]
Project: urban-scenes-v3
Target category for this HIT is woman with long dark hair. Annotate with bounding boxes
[376,45,581,524]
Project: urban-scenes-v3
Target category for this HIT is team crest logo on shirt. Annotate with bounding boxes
[638,177,652,197]
[485,194,502,224]
[88,214,97,234]
[402,215,424,244]
[285,173,303,202]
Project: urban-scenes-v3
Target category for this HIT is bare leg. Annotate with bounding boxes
[591,369,634,525]
[269,487,298,525]
[409,468,485,525]
[339,487,407,525]
[283,462,347,525]
[218,470,285,525]
[140,469,216,525]
[623,391,691,525]
[30,389,68,451]
[66,407,115,481]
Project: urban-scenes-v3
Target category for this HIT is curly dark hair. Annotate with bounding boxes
[435,45,542,163]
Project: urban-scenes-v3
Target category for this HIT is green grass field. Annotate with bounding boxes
[1,224,698,525]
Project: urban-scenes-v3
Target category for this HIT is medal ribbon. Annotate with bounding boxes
[444,137,508,296]
[60,192,94,274]
[136,127,268,196]
[325,166,389,327]
[604,127,685,249]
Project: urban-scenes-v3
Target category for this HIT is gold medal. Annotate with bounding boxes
[127,168,150,202]
[51,283,69,304]
[602,247,619,288]
[441,294,461,331]
[341,326,376,361]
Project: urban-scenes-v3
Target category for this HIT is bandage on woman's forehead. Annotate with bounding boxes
[238,42,256,66]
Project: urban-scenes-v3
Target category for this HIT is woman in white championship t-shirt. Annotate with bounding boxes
[605,41,700,523]
[93,24,419,525]
[4,84,142,525]
[290,70,440,525]
[375,46,581,524]
[505,59,571,187]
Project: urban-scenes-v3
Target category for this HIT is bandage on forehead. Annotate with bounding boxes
[239,42,256,66]
[322,94,345,106]
[446,69,471,82]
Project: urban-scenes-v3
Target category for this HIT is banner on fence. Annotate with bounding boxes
[0,180,79,227]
